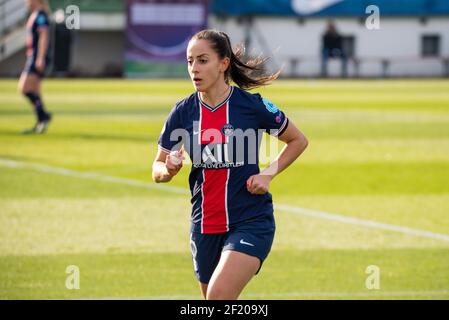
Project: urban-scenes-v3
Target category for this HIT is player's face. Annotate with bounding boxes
[187,39,229,92]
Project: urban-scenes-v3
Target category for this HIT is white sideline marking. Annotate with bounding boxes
[0,158,187,195]
[83,290,449,300]
[276,204,449,242]
[1,158,449,243]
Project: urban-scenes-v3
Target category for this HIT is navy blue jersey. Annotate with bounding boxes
[158,86,289,234]
[26,10,50,59]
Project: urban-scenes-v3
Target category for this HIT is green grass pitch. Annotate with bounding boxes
[0,79,448,299]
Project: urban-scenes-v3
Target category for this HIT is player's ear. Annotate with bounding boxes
[221,57,230,73]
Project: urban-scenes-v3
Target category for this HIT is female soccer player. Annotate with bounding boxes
[152,29,308,300]
[18,0,52,134]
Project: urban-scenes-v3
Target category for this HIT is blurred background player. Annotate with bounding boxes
[321,21,347,78]
[18,0,52,134]
[153,30,308,300]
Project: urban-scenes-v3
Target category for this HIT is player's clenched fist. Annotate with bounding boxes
[166,149,185,176]
[246,174,272,195]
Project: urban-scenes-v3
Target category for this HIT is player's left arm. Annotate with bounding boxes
[36,23,49,72]
[246,119,308,195]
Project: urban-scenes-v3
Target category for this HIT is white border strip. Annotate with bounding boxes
[1,158,449,243]
[80,289,449,300]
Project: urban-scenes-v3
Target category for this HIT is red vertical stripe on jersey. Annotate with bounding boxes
[200,103,226,144]
[200,102,229,234]
[202,169,228,233]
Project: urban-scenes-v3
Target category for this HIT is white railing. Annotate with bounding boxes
[0,0,28,62]
[0,0,28,38]
[281,55,449,78]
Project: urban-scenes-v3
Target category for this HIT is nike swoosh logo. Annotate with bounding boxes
[240,239,255,247]
[193,129,207,135]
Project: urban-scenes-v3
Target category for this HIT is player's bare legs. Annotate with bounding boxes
[199,282,208,299]
[18,72,40,95]
[206,250,260,300]
[18,73,51,134]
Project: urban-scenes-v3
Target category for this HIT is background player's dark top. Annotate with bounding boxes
[26,10,50,60]
[158,86,289,234]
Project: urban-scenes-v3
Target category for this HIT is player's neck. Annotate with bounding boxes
[200,83,231,109]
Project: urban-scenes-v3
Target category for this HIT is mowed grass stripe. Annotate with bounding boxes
[1,249,448,299]
[2,158,448,243]
[1,79,448,299]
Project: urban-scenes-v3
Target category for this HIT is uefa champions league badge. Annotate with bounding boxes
[37,14,46,25]
[263,98,279,113]
[222,123,234,136]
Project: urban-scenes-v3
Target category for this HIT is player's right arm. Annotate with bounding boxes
[154,100,186,183]
[152,148,184,183]
[35,13,50,72]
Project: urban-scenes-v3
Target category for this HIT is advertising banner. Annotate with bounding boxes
[125,0,208,77]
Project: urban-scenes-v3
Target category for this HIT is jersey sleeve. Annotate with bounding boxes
[157,103,184,153]
[255,95,289,137]
[36,13,50,30]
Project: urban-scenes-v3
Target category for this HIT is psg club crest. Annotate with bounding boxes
[222,123,234,136]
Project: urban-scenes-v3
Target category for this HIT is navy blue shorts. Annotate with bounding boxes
[189,214,276,284]
[24,57,49,78]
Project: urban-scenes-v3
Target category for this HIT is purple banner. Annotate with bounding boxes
[125,0,208,64]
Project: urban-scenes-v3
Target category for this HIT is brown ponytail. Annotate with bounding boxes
[191,29,280,90]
